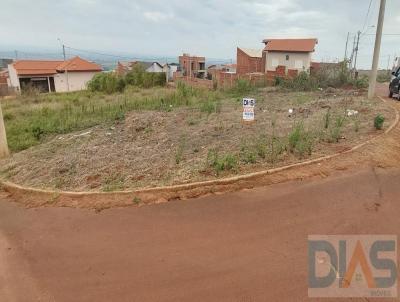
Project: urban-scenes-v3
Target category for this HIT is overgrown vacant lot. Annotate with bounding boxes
[0,84,395,191]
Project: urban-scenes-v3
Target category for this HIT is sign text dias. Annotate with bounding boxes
[242,98,255,122]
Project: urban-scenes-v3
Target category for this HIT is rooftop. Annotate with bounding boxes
[12,56,102,76]
[263,38,318,53]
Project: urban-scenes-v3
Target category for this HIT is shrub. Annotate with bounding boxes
[255,136,267,159]
[283,72,318,91]
[274,76,284,86]
[351,76,369,89]
[323,109,331,129]
[230,79,253,96]
[240,145,257,164]
[288,122,313,157]
[32,126,44,140]
[125,65,144,86]
[374,114,385,130]
[88,64,166,94]
[207,149,238,174]
[87,73,125,94]
[328,116,346,143]
[268,137,287,163]
[200,99,221,114]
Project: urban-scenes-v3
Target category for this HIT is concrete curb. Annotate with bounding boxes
[1,96,399,209]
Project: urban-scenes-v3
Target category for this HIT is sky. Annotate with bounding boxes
[1,0,400,68]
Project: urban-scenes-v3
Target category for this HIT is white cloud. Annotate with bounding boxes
[143,11,173,22]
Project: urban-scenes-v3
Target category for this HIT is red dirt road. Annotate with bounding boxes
[1,166,400,302]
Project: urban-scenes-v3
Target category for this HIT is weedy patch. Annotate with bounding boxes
[207,149,238,174]
[132,196,141,205]
[374,114,385,130]
[102,172,125,192]
[288,122,314,158]
[175,135,187,164]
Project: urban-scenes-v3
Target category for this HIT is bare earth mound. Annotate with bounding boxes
[0,89,395,192]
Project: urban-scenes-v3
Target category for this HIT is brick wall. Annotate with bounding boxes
[217,72,268,88]
[173,65,299,90]
[236,48,263,75]
[179,54,206,77]
[173,73,213,89]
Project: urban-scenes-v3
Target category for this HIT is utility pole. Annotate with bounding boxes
[165,57,169,84]
[344,32,350,61]
[349,35,356,71]
[0,101,9,159]
[14,50,18,61]
[368,0,386,99]
[353,31,361,78]
[62,44,70,92]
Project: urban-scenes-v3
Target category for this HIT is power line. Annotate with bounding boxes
[362,0,373,33]
[64,45,136,60]
[364,33,400,36]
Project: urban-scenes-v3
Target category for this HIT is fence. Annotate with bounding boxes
[173,73,214,89]
[173,65,300,90]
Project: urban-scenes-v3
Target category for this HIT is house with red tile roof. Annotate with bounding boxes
[8,56,102,93]
[262,38,318,73]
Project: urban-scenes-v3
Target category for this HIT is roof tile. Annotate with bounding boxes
[263,39,318,52]
[12,56,102,76]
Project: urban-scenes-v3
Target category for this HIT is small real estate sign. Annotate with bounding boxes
[242,98,255,122]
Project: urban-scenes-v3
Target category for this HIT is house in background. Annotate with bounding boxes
[262,38,318,73]
[163,63,179,81]
[8,56,102,93]
[116,61,164,76]
[236,48,263,75]
[179,54,206,79]
[207,64,237,80]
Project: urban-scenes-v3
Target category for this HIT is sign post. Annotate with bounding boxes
[0,101,9,158]
[242,98,255,122]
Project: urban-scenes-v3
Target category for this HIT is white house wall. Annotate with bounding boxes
[265,52,312,72]
[54,71,99,92]
[163,65,178,81]
[7,64,20,90]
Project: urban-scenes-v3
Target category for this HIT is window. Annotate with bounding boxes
[286,55,290,61]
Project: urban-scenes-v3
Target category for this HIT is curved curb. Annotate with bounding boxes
[1,96,399,209]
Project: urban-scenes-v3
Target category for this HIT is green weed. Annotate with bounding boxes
[374,114,385,130]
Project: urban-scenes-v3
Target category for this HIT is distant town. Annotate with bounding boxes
[0,38,320,95]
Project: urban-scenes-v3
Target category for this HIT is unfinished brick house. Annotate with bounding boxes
[179,53,206,79]
[236,48,263,75]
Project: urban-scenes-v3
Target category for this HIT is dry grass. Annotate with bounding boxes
[0,86,395,191]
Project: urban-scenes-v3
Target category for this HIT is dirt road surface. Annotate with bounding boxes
[1,167,400,302]
[1,86,400,302]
